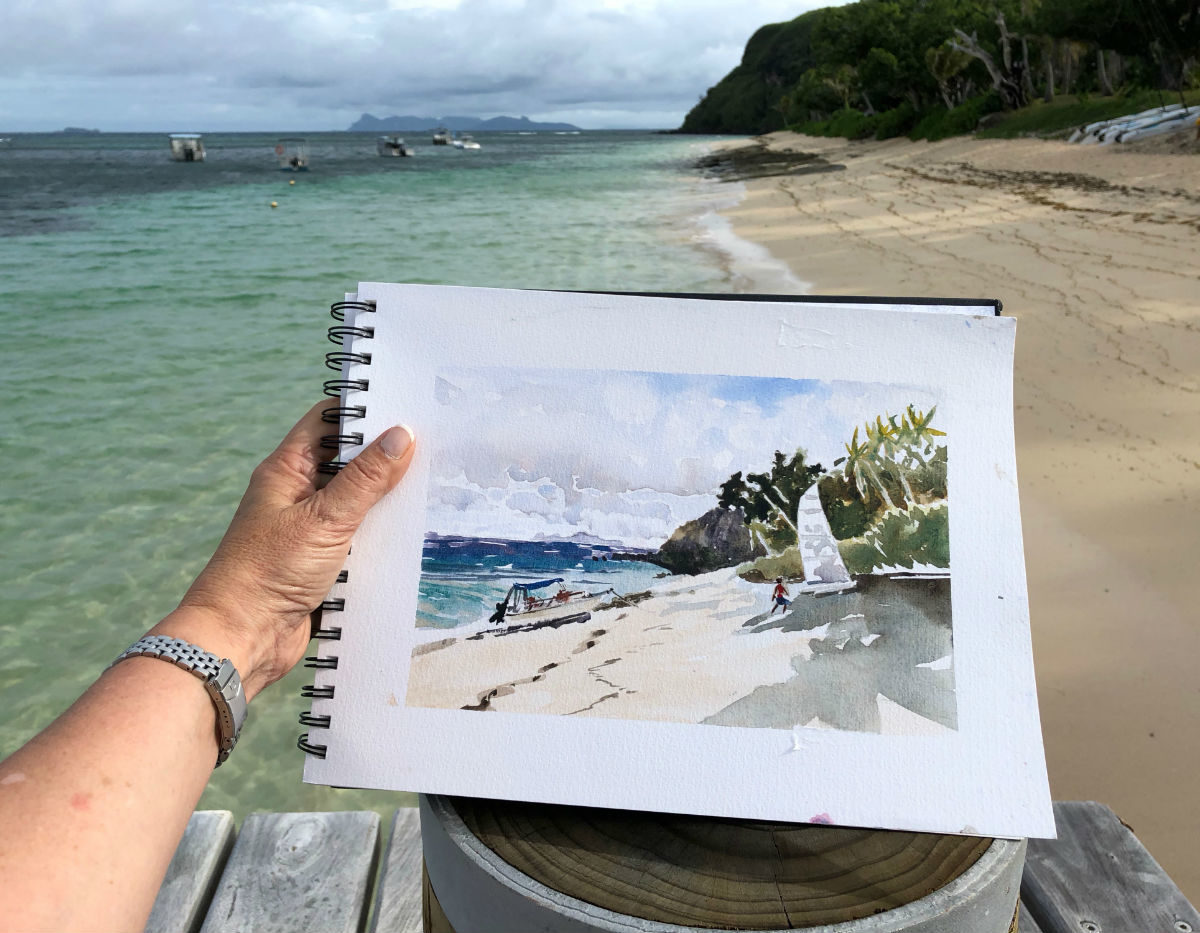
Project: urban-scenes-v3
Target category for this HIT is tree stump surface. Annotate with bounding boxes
[422,794,1025,931]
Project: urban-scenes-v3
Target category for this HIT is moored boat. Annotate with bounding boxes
[275,137,309,171]
[486,578,613,626]
[377,135,412,157]
[432,126,451,145]
[168,133,205,162]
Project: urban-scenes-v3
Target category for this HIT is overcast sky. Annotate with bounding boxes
[426,367,937,548]
[0,0,846,132]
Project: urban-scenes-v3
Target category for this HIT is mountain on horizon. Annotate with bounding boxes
[348,113,582,133]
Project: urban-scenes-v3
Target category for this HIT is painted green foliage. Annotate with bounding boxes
[718,448,824,552]
[820,405,950,573]
[840,504,950,573]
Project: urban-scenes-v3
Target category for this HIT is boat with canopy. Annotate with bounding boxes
[487,578,613,626]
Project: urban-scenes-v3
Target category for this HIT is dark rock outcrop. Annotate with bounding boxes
[650,507,765,575]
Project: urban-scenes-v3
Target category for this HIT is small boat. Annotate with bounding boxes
[168,133,205,162]
[275,137,309,171]
[376,135,412,157]
[431,126,451,145]
[486,578,613,626]
[453,134,481,150]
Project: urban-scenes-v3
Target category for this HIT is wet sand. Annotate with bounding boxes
[717,130,1200,898]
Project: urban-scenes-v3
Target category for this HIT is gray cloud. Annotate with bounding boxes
[0,0,839,131]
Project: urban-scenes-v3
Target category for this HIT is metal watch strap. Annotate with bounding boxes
[110,634,247,766]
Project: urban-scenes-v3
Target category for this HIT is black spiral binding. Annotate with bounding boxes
[299,298,375,761]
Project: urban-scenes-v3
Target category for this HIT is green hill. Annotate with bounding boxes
[680,13,823,135]
[679,0,1199,140]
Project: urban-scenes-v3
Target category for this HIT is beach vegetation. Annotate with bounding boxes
[976,86,1200,137]
[680,0,1200,140]
[907,92,1004,140]
[839,503,951,573]
[740,546,808,583]
[718,448,824,552]
[821,405,950,571]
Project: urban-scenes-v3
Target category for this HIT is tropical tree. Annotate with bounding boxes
[718,448,824,551]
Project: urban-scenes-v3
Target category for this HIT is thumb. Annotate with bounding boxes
[314,424,415,529]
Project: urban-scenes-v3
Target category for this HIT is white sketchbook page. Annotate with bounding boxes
[303,283,1053,839]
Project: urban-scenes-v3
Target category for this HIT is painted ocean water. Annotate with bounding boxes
[418,535,663,631]
[0,129,791,818]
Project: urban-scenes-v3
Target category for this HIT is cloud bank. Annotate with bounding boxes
[0,0,841,131]
[426,367,938,548]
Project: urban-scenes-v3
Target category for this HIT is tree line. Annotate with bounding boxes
[718,405,949,572]
[680,0,1200,136]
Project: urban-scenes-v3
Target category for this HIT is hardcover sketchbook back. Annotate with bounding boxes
[303,282,1053,839]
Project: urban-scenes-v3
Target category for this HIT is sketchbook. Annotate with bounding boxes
[299,283,1054,839]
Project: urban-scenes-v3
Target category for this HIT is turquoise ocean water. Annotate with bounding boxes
[0,130,774,817]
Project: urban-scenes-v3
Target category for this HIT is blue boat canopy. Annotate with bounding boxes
[513,578,564,591]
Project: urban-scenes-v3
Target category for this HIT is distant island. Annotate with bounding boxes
[58,127,102,136]
[348,113,581,133]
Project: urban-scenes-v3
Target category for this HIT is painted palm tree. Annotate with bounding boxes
[843,426,897,510]
[899,405,945,467]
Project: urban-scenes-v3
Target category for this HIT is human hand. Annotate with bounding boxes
[152,402,415,701]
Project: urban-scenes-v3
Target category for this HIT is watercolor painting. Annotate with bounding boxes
[406,366,955,736]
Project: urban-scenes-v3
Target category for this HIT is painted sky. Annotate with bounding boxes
[1,0,852,132]
[427,367,938,548]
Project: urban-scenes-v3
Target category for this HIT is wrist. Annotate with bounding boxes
[150,606,268,702]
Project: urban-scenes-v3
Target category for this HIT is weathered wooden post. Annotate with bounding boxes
[419,795,1026,933]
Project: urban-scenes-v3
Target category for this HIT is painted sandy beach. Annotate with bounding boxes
[713,131,1200,896]
[410,570,955,733]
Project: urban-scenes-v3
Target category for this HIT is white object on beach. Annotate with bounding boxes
[1071,104,1200,145]
[795,483,853,589]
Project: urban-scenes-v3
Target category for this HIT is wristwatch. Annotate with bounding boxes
[110,634,247,766]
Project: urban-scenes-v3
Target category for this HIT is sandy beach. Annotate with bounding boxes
[715,131,1200,897]
[409,571,957,733]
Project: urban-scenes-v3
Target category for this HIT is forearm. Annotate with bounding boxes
[0,408,414,931]
[0,634,222,932]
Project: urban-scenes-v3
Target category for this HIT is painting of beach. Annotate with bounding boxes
[406,366,955,735]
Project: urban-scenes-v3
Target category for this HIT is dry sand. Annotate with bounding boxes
[717,130,1200,898]
[408,571,956,735]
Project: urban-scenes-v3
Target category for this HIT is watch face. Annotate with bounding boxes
[215,658,248,734]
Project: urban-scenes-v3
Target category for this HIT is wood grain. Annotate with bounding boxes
[370,808,423,933]
[453,796,994,928]
[199,811,380,933]
[1021,800,1199,933]
[145,810,234,933]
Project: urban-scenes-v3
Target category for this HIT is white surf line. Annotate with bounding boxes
[691,183,812,295]
[674,138,811,295]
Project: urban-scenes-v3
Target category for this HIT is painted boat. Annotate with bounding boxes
[486,577,613,626]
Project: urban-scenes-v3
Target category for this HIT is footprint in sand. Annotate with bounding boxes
[572,629,607,654]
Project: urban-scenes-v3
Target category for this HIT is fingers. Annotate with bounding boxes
[276,399,334,466]
[250,400,336,505]
[312,425,415,530]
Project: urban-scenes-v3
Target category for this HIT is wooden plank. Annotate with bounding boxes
[1022,800,1199,932]
[369,808,423,933]
[145,810,235,933]
[199,811,380,933]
